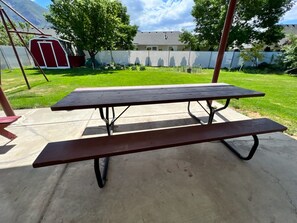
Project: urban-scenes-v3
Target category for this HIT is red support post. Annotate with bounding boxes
[2,9,49,82]
[0,7,31,89]
[0,0,46,35]
[212,0,238,83]
[0,87,15,116]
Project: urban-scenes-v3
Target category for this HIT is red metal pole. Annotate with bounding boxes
[0,8,31,89]
[8,30,51,36]
[2,9,49,82]
[212,0,238,83]
[0,87,15,116]
[0,0,46,35]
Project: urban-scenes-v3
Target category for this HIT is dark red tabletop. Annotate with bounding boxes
[51,83,265,111]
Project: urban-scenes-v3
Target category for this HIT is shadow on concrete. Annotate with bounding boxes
[0,144,16,155]
[82,117,210,136]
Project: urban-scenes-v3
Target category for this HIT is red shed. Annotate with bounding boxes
[29,36,70,69]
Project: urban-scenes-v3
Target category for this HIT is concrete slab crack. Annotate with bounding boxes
[36,109,95,223]
[261,167,297,217]
[37,165,68,223]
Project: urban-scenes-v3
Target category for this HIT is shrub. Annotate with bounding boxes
[240,43,264,68]
[85,58,100,68]
[281,34,297,72]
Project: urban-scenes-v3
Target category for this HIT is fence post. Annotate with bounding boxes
[208,52,212,69]
[0,46,11,70]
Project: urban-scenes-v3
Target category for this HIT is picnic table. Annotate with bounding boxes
[33,83,286,189]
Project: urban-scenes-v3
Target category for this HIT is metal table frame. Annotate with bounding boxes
[51,84,265,188]
[94,99,258,188]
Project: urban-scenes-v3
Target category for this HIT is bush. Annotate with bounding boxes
[85,58,100,68]
[116,64,125,70]
[131,65,137,70]
[240,43,264,67]
[257,62,270,69]
[286,68,297,75]
[281,34,297,72]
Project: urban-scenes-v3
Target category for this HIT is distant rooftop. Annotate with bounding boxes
[279,24,297,35]
[133,31,184,46]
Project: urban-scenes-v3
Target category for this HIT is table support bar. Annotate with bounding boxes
[206,99,230,124]
[188,99,230,125]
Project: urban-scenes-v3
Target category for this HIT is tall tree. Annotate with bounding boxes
[45,0,137,65]
[188,0,294,49]
[112,1,137,50]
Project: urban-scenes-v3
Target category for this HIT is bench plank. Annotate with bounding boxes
[0,116,21,124]
[33,118,286,168]
[0,116,21,140]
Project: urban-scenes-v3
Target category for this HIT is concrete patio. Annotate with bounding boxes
[0,102,297,223]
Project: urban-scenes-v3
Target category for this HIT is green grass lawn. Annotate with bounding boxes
[1,67,296,136]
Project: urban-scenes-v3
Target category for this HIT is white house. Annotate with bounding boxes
[132,31,188,51]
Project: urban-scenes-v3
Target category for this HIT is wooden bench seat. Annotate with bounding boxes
[33,118,286,188]
[0,116,21,140]
[33,118,286,169]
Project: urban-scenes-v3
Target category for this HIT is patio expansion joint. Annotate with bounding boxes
[37,164,68,223]
[13,118,95,127]
[26,125,52,142]
[260,167,297,217]
[36,110,96,222]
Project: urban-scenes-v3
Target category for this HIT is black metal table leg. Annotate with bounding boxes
[187,101,205,124]
[188,100,259,160]
[94,106,130,188]
[188,99,230,125]
[95,107,114,188]
[94,157,110,188]
[206,99,230,124]
[99,107,114,135]
[221,135,259,160]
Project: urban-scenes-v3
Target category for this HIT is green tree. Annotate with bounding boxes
[240,43,264,67]
[17,22,34,46]
[0,23,11,45]
[0,21,32,46]
[45,0,137,66]
[190,0,294,49]
[179,29,200,50]
[112,1,137,50]
[282,34,297,72]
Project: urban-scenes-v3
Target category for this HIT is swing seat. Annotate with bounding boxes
[0,116,21,140]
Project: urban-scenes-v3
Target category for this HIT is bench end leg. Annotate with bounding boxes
[222,135,259,160]
[0,128,17,140]
[94,157,110,188]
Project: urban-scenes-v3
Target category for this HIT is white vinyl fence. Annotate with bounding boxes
[94,50,281,69]
[0,45,33,69]
[0,45,281,69]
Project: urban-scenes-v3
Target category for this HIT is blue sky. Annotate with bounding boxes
[33,0,297,31]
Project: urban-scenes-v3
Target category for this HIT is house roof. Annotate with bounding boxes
[280,24,297,35]
[133,31,184,46]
